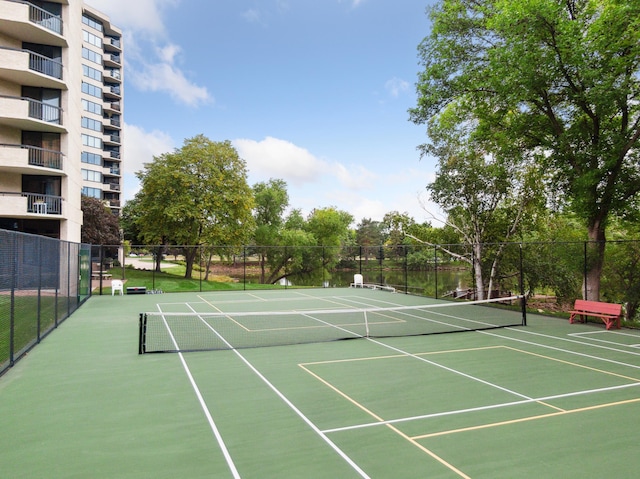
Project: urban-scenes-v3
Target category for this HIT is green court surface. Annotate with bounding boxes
[1,288,639,478]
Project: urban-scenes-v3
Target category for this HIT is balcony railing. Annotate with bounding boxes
[27,1,63,35]
[28,97,62,124]
[27,49,63,79]
[107,37,121,49]
[0,46,63,80]
[0,95,63,125]
[0,143,63,170]
[0,191,62,215]
[106,68,121,80]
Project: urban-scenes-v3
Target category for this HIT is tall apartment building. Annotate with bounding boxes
[0,0,123,242]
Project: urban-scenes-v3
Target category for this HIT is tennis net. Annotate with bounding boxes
[138,295,526,354]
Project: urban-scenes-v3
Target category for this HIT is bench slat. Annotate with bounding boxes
[569,299,622,330]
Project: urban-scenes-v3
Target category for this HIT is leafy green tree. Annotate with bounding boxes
[253,178,289,283]
[355,218,385,262]
[81,196,120,246]
[120,195,144,244]
[264,207,353,285]
[135,134,255,278]
[382,211,415,260]
[410,0,640,300]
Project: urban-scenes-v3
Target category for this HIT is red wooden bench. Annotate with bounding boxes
[569,299,622,330]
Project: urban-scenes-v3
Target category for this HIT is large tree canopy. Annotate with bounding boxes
[410,0,640,299]
[135,134,255,278]
[81,196,120,246]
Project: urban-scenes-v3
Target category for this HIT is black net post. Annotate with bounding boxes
[520,243,527,326]
[138,313,146,354]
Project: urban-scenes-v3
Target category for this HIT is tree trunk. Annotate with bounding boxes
[260,252,266,284]
[473,243,485,300]
[584,223,606,301]
[183,246,198,279]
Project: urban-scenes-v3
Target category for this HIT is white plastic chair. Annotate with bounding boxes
[353,274,364,288]
[111,279,124,296]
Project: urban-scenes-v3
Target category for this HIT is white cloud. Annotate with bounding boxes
[234,137,328,186]
[385,77,409,98]
[128,60,212,107]
[241,8,263,24]
[84,0,211,107]
[84,0,177,37]
[333,163,377,190]
[338,0,367,9]
[122,124,174,201]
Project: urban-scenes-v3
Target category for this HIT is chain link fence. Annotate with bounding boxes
[0,229,91,376]
[91,240,639,323]
[4,234,636,377]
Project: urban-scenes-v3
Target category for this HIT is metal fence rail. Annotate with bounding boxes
[0,229,91,377]
[91,240,639,322]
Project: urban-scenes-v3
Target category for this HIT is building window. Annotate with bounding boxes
[81,151,102,165]
[82,187,102,198]
[81,116,102,132]
[82,14,103,32]
[82,99,102,115]
[82,64,102,82]
[82,134,102,149]
[82,47,102,65]
[82,169,102,182]
[83,30,102,48]
[81,81,102,98]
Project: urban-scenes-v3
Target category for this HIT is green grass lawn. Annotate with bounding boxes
[100,265,282,294]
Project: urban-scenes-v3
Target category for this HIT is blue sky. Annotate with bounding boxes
[85,0,441,226]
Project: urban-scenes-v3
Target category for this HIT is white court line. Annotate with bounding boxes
[483,327,640,366]
[569,330,640,348]
[155,305,241,479]
[184,303,372,479]
[322,381,640,434]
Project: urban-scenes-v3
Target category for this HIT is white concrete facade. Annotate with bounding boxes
[0,0,123,242]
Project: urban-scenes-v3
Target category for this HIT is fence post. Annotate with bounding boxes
[434,245,438,299]
[520,243,527,326]
[404,245,408,294]
[9,232,17,366]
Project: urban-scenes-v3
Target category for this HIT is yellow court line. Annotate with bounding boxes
[412,397,640,441]
[503,346,640,383]
[298,363,471,479]
[300,346,505,367]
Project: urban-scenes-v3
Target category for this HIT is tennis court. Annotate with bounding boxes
[1,287,639,478]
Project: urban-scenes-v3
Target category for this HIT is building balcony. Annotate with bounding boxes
[104,36,122,53]
[103,101,121,114]
[0,47,66,89]
[103,133,121,146]
[104,68,121,82]
[108,116,121,129]
[0,143,64,173]
[103,83,121,99]
[103,164,120,176]
[0,1,67,47]
[104,182,120,191]
[0,95,65,133]
[103,149,120,160]
[0,191,62,217]
[103,53,121,68]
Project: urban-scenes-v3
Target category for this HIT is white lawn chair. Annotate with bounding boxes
[353,274,364,288]
[111,279,124,296]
